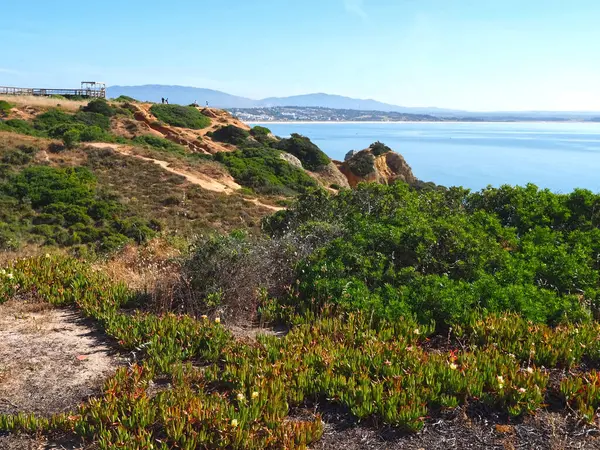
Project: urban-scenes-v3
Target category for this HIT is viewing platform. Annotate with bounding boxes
[0,81,106,98]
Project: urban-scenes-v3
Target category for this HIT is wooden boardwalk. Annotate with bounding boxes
[0,81,106,99]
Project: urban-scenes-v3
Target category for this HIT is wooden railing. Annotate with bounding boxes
[0,86,106,98]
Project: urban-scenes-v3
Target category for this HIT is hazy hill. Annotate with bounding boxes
[107,85,600,120]
[107,85,258,108]
[107,85,462,115]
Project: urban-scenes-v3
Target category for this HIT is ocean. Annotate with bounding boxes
[248,122,600,193]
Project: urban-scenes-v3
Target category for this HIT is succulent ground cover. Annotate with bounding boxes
[2,256,600,449]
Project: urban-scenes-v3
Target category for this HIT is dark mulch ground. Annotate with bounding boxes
[304,402,600,450]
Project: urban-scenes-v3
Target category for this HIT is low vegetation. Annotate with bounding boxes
[215,147,318,195]
[210,125,250,145]
[132,134,188,156]
[0,157,157,253]
[150,104,211,129]
[0,100,12,116]
[346,150,375,176]
[275,133,330,171]
[369,140,392,156]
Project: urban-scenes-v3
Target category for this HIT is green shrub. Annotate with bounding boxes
[72,111,111,130]
[80,126,107,142]
[250,126,271,137]
[0,100,12,116]
[82,98,115,117]
[62,129,80,149]
[150,104,211,129]
[0,119,40,136]
[261,183,600,329]
[113,95,137,102]
[34,109,74,131]
[25,108,115,143]
[211,125,250,145]
[275,133,330,171]
[346,151,375,176]
[370,141,392,156]
[215,147,318,195]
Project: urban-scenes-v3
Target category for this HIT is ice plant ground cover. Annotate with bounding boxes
[2,256,600,449]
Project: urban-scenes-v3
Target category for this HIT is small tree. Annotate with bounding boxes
[62,129,81,149]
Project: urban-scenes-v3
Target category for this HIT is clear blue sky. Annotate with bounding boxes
[2,0,600,111]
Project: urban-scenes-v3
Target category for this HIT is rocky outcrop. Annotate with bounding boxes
[279,152,303,169]
[344,150,358,161]
[337,148,416,188]
[307,162,351,190]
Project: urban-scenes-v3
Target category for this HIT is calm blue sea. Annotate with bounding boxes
[248,122,600,193]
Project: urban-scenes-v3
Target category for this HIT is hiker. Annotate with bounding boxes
[206,101,209,107]
[161,97,164,104]
[166,98,169,105]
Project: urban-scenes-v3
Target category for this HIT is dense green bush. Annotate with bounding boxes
[2,108,116,144]
[211,124,250,145]
[250,126,271,137]
[260,183,600,328]
[113,95,137,102]
[62,129,80,149]
[0,119,40,136]
[132,134,187,155]
[370,140,392,156]
[346,150,375,176]
[150,104,211,129]
[215,147,318,195]
[82,98,116,117]
[275,133,330,171]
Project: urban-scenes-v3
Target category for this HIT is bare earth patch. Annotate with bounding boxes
[0,300,123,417]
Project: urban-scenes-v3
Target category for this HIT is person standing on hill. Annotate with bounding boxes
[161,97,165,104]
[165,98,169,104]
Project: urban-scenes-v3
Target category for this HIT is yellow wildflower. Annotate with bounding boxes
[231,419,238,427]
[449,362,458,370]
[251,391,259,399]
[236,393,245,401]
[214,317,221,323]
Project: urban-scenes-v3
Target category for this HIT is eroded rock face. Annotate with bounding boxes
[338,148,416,188]
[307,162,351,189]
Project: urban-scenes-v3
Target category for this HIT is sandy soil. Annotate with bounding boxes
[0,300,123,417]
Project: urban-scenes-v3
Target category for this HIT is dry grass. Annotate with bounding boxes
[0,131,55,148]
[0,95,87,112]
[97,238,181,292]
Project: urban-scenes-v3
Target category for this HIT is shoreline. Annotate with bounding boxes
[245,120,596,125]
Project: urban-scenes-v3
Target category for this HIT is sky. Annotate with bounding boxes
[2,0,600,111]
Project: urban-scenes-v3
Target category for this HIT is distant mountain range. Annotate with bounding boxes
[107,85,463,116]
[107,85,600,120]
